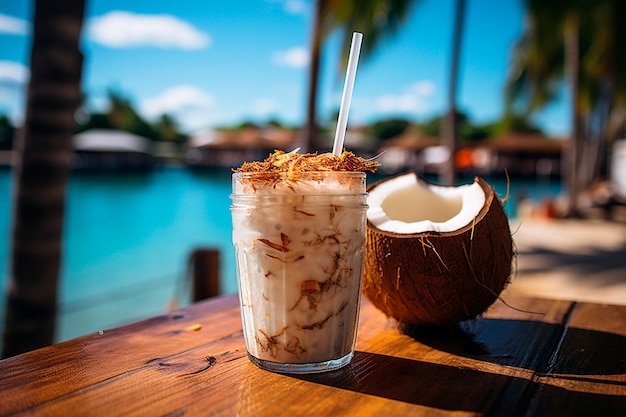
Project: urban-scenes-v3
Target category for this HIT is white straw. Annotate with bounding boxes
[332,32,363,156]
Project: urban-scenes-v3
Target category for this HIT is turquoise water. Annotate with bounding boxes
[0,167,237,343]
[0,167,561,344]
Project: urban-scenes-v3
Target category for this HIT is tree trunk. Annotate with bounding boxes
[303,0,325,153]
[2,0,85,358]
[441,0,465,186]
[563,16,584,218]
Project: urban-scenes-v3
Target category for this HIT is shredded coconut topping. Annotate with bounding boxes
[234,149,380,177]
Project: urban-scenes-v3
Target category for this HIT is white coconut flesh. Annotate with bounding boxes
[367,172,486,234]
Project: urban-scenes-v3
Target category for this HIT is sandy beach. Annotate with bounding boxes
[504,218,626,306]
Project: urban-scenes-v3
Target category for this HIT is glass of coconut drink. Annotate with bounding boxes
[231,32,369,374]
[231,150,378,373]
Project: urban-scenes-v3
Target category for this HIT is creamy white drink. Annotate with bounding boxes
[231,164,370,373]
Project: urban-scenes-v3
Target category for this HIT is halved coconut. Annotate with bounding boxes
[363,171,513,327]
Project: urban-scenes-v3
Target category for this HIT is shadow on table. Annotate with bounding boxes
[290,317,626,415]
[402,318,626,376]
[292,350,625,415]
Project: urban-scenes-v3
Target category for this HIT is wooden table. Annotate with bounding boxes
[1,294,625,416]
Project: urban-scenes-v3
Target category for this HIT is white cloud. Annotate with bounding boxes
[140,85,214,131]
[272,46,309,68]
[378,93,425,113]
[177,111,214,133]
[409,80,435,97]
[0,13,30,35]
[376,80,436,115]
[141,85,214,117]
[0,61,29,84]
[87,11,210,49]
[253,98,277,116]
[283,0,308,14]
[267,0,308,15]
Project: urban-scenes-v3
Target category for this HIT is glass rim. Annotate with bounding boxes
[232,170,367,179]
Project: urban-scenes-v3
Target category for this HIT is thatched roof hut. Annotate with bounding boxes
[72,129,155,171]
[186,126,299,168]
[468,133,567,177]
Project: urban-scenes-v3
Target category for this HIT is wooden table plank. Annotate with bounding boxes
[0,296,242,415]
[1,295,625,416]
[294,296,575,417]
[529,301,626,416]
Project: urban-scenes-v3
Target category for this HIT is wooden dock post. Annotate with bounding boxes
[189,248,220,301]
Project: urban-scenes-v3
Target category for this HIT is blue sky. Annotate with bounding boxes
[0,0,569,136]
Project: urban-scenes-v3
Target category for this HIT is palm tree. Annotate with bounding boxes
[304,0,417,151]
[441,0,466,186]
[2,0,85,358]
[303,0,326,152]
[305,0,469,188]
[106,90,159,140]
[506,0,626,216]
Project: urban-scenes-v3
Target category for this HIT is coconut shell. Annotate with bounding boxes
[363,173,513,327]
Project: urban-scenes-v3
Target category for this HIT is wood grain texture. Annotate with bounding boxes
[0,295,624,416]
[529,302,626,416]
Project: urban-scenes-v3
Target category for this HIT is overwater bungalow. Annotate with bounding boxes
[376,132,442,174]
[185,126,299,169]
[374,131,567,178]
[72,129,156,172]
[467,133,567,178]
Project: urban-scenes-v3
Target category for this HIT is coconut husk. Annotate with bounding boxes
[363,173,513,327]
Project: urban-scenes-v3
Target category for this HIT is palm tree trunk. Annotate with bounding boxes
[303,0,325,153]
[441,0,465,186]
[563,16,584,218]
[2,0,85,358]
